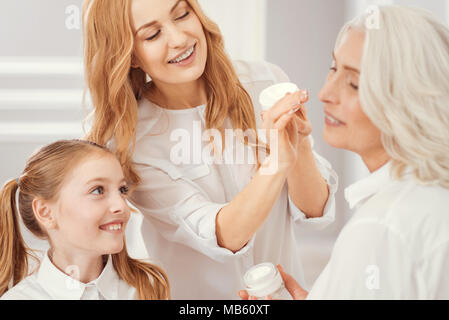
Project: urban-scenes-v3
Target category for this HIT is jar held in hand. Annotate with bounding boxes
[243,262,292,300]
[258,82,301,144]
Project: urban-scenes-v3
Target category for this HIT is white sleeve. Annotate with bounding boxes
[129,163,255,263]
[287,145,338,230]
[419,241,449,299]
[307,220,416,299]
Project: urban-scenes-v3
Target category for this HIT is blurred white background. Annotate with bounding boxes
[1,0,448,290]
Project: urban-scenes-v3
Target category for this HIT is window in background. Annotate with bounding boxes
[198,0,267,61]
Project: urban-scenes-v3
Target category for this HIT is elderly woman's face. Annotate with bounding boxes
[319,29,383,157]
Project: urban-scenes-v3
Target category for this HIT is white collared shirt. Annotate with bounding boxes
[129,60,338,299]
[1,252,136,300]
[307,162,449,299]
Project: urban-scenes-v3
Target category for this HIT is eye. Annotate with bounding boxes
[146,30,161,41]
[91,186,104,195]
[328,57,338,70]
[345,75,359,90]
[350,83,359,90]
[328,66,337,79]
[120,185,129,195]
[175,10,190,20]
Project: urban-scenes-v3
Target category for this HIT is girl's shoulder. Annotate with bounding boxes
[0,273,49,300]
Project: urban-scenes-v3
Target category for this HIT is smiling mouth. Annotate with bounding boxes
[99,222,123,232]
[168,44,196,64]
[325,112,345,125]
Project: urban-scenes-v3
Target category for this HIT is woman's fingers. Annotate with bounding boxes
[277,265,308,300]
[238,291,259,301]
[263,90,308,123]
[294,103,308,121]
[238,290,249,300]
[274,110,296,130]
[294,116,312,136]
[263,107,295,145]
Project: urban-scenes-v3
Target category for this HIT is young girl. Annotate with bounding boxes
[0,139,170,300]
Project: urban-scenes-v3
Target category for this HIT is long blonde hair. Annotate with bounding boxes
[0,140,170,299]
[336,6,449,187]
[82,0,264,186]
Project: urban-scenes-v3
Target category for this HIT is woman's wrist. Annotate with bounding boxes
[297,136,312,154]
[259,154,291,177]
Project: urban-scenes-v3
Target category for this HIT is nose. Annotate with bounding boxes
[165,22,188,49]
[318,74,340,106]
[109,192,128,215]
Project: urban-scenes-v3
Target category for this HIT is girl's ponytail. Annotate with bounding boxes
[1,140,170,299]
[0,179,35,296]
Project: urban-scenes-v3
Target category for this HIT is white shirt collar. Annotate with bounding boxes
[344,161,394,210]
[37,252,120,300]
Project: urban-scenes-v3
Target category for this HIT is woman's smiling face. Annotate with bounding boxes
[131,0,208,86]
[319,29,383,158]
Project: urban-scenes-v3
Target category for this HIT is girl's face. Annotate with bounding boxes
[131,0,208,86]
[318,29,383,157]
[48,154,131,257]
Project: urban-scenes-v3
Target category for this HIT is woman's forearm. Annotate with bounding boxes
[287,139,329,218]
[216,159,289,253]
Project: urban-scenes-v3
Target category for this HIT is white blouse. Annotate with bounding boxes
[129,60,338,300]
[307,162,449,299]
[1,252,136,300]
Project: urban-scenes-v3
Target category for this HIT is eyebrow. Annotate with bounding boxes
[85,177,127,186]
[135,0,184,35]
[332,51,360,74]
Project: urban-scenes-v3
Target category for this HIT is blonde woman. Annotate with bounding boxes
[239,5,449,300]
[82,0,338,299]
[0,140,169,300]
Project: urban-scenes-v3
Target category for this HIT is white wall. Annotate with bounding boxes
[198,0,267,61]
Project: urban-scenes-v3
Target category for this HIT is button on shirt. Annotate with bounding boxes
[1,252,137,300]
[307,162,449,299]
[129,60,338,299]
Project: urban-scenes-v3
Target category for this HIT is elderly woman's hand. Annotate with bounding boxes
[238,265,309,300]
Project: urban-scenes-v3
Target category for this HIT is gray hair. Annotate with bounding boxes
[337,5,449,187]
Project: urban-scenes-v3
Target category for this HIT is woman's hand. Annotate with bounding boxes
[238,265,309,300]
[261,90,311,174]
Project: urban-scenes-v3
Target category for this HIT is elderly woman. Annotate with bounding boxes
[241,5,449,299]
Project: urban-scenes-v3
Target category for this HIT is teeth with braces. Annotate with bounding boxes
[169,45,194,64]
